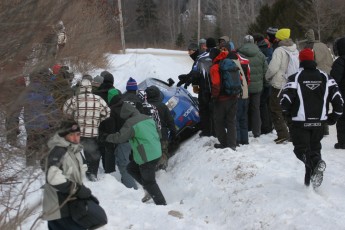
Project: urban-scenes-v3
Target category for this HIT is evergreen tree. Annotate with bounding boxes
[136,0,159,44]
[175,33,185,48]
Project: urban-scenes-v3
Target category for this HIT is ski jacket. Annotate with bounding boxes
[42,133,87,221]
[63,79,110,137]
[265,39,298,89]
[192,51,213,95]
[331,56,345,96]
[106,103,161,165]
[238,43,268,94]
[281,60,343,128]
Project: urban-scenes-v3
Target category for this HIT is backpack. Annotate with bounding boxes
[236,54,251,85]
[219,58,242,96]
[283,49,299,79]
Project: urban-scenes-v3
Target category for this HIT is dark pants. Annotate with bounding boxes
[236,98,249,144]
[336,113,345,144]
[48,216,85,230]
[81,137,101,176]
[291,125,324,172]
[198,92,213,136]
[213,99,237,149]
[260,86,273,134]
[248,92,261,137]
[269,88,289,139]
[127,158,166,205]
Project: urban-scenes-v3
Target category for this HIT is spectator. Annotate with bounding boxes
[192,37,216,137]
[176,43,199,89]
[238,35,268,138]
[265,28,298,144]
[146,85,177,169]
[330,36,345,149]
[106,102,166,205]
[280,48,343,187]
[63,78,110,181]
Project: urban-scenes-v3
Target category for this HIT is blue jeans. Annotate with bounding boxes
[115,143,138,189]
[236,98,249,144]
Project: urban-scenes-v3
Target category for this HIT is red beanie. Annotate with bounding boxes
[299,48,314,62]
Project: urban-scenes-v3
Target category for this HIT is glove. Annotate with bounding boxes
[177,74,187,87]
[193,85,200,94]
[327,113,337,125]
[76,184,91,199]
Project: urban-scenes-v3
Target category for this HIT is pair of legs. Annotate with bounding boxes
[80,137,101,181]
[127,158,166,205]
[291,125,324,186]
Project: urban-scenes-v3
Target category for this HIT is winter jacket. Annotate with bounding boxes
[63,79,110,137]
[281,60,343,128]
[331,56,345,96]
[23,81,56,131]
[42,133,87,221]
[106,103,161,165]
[238,43,268,94]
[265,39,299,89]
[257,39,273,64]
[331,37,345,96]
[192,51,213,95]
[146,85,176,140]
[304,29,333,74]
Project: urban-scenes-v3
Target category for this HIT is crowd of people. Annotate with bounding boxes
[4,24,345,229]
[178,27,345,190]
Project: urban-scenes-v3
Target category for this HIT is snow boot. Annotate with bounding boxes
[311,160,326,188]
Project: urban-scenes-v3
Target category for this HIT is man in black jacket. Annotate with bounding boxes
[281,48,343,188]
[331,37,345,149]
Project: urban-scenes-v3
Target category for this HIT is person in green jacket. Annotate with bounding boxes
[106,102,166,205]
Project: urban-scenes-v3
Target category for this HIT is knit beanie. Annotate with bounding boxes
[100,71,114,84]
[266,27,278,36]
[275,28,290,41]
[58,120,80,137]
[199,38,206,45]
[299,48,314,62]
[126,77,138,91]
[206,38,217,48]
[93,75,104,85]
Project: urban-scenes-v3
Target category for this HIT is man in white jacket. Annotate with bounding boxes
[265,28,299,144]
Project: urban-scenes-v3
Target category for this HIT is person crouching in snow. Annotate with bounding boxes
[105,102,167,205]
[280,48,343,188]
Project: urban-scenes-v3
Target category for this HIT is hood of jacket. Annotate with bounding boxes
[47,133,81,151]
[278,38,295,48]
[238,43,261,57]
[146,85,163,102]
[120,102,140,120]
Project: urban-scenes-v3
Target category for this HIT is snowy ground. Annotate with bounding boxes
[8,49,345,229]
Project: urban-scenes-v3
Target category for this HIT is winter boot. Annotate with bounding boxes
[141,190,152,203]
[311,160,326,188]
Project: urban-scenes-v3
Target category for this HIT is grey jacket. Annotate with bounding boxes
[42,133,87,221]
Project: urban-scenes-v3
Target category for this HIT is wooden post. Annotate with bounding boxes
[118,0,126,54]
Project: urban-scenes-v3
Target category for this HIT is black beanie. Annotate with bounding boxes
[58,120,81,137]
[206,38,217,48]
[100,71,114,84]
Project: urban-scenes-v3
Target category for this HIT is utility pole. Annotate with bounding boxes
[118,0,125,54]
[197,0,200,43]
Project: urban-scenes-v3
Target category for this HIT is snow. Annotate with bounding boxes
[12,49,345,229]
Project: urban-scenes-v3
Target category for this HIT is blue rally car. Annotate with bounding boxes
[138,78,200,138]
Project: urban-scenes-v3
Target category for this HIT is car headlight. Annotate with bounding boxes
[165,96,179,111]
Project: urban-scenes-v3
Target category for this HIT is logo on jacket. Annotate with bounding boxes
[306,84,320,90]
